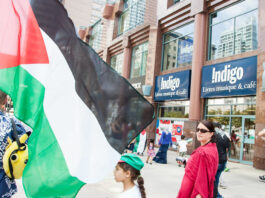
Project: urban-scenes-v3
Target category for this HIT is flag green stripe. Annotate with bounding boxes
[0,66,84,197]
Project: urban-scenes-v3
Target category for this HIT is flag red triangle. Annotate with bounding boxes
[0,0,49,69]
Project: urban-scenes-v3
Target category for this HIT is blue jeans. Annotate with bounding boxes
[214,162,226,198]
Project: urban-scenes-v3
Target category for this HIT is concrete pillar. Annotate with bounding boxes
[145,27,161,97]
[122,37,131,79]
[253,0,265,170]
[184,0,207,151]
[144,26,162,140]
[189,12,207,121]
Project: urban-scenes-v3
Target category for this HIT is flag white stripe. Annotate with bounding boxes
[22,30,120,183]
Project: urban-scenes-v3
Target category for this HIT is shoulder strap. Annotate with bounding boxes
[10,118,22,148]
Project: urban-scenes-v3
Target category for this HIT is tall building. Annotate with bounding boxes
[62,0,109,29]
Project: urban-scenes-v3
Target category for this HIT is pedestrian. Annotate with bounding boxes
[177,120,218,198]
[114,153,146,198]
[146,139,155,164]
[137,130,147,156]
[153,130,172,164]
[213,124,231,198]
[230,130,239,157]
[257,128,265,182]
[178,135,187,157]
[133,134,140,153]
[126,138,136,153]
[176,135,188,167]
[0,90,26,198]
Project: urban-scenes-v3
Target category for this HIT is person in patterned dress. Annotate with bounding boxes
[146,140,155,164]
[0,90,26,198]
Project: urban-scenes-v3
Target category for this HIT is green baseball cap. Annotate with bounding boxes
[119,153,144,171]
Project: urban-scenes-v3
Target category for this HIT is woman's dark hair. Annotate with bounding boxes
[148,139,154,147]
[0,90,7,106]
[200,120,216,143]
[118,162,146,198]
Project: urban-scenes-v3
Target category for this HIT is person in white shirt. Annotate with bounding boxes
[114,153,146,198]
[178,135,187,157]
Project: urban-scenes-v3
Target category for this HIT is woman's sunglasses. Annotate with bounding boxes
[196,128,210,133]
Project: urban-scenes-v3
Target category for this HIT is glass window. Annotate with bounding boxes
[110,53,124,75]
[89,20,102,51]
[158,101,190,118]
[159,106,189,118]
[205,96,256,116]
[162,23,194,71]
[232,104,256,115]
[209,0,258,60]
[206,96,256,105]
[206,105,231,115]
[206,116,230,126]
[130,42,148,78]
[118,0,146,35]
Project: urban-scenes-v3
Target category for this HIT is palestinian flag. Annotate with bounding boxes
[0,0,154,197]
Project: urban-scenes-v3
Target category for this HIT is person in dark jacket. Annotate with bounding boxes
[213,124,231,198]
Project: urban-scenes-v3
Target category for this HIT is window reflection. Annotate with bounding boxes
[207,105,230,115]
[206,96,256,105]
[130,42,148,78]
[209,0,258,60]
[232,104,256,115]
[159,106,189,118]
[89,20,102,51]
[118,0,145,35]
[162,23,194,71]
[211,0,258,25]
[110,53,124,75]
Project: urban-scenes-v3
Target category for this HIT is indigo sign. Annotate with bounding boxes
[154,70,191,101]
[201,56,257,98]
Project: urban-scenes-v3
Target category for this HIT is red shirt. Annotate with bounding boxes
[177,143,218,198]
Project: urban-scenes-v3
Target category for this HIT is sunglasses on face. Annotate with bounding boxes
[196,128,210,133]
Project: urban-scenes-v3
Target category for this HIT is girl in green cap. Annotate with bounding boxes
[114,153,146,198]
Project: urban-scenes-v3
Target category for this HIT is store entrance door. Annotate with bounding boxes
[241,117,255,164]
[230,116,255,164]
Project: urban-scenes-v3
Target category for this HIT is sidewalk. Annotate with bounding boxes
[15,149,265,198]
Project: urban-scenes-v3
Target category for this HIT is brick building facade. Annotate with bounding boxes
[79,0,265,170]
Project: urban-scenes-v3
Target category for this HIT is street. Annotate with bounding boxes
[15,149,265,198]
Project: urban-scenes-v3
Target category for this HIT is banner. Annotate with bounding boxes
[155,120,184,144]
[154,70,191,101]
[201,56,257,98]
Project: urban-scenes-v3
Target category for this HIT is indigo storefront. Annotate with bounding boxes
[202,56,257,164]
[154,70,191,147]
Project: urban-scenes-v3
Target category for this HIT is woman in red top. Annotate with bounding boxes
[177,120,219,198]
